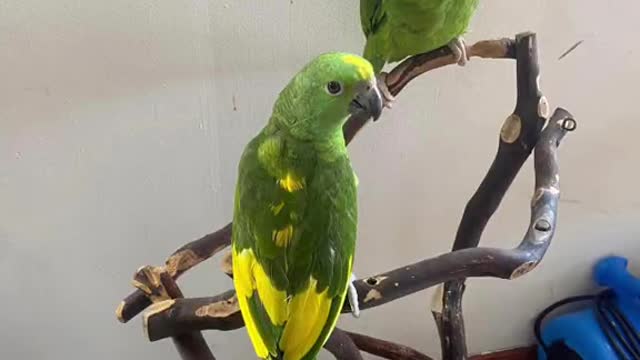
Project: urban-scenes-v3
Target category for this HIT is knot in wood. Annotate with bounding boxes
[534,219,551,232]
[365,276,388,286]
[510,261,538,279]
[538,96,550,119]
[500,114,522,144]
[166,249,201,277]
[196,296,239,318]
[364,289,382,303]
[562,117,577,131]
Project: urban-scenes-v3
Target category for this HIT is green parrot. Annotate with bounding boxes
[231,52,382,360]
[360,0,479,103]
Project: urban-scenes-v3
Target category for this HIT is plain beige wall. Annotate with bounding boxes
[2,1,640,359]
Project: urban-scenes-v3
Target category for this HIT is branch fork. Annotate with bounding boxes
[116,32,577,360]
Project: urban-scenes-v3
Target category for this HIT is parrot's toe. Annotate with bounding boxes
[376,73,395,109]
[447,37,468,67]
[348,273,360,318]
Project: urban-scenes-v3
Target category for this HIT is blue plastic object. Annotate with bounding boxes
[537,256,640,360]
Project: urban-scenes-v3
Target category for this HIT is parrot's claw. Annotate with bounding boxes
[348,273,360,318]
[448,37,469,66]
[377,72,395,109]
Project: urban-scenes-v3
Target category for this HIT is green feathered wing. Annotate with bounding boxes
[232,127,357,360]
[361,0,479,72]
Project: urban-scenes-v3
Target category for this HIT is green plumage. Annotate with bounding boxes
[233,129,356,296]
[360,0,479,72]
[232,53,379,360]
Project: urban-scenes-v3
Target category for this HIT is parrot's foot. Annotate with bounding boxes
[348,273,360,318]
[377,72,395,109]
[447,37,469,66]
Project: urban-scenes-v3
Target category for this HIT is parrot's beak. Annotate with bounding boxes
[349,82,383,122]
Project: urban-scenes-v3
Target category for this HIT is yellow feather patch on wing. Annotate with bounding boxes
[232,247,270,359]
[342,54,374,81]
[272,225,294,247]
[279,278,333,360]
[270,201,285,215]
[278,173,304,192]
[252,259,288,325]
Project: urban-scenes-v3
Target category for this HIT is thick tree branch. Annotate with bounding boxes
[116,32,576,360]
[435,32,548,360]
[132,266,215,360]
[145,292,242,341]
[344,330,433,360]
[137,108,575,346]
[116,36,518,325]
[343,37,515,143]
[324,329,365,360]
[117,224,232,323]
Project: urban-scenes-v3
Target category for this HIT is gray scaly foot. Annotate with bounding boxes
[448,36,469,66]
[348,273,360,318]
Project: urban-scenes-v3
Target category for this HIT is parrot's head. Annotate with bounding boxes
[273,52,383,140]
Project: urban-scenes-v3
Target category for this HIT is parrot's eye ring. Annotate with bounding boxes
[325,81,343,96]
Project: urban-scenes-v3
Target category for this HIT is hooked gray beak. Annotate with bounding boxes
[349,83,383,121]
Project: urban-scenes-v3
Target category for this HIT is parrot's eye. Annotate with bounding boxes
[325,81,343,96]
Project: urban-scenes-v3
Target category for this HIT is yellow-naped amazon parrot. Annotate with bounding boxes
[232,52,383,360]
[360,0,479,103]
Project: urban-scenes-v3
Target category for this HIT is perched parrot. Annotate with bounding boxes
[231,52,383,360]
[360,0,479,103]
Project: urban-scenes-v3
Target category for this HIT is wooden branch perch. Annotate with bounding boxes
[435,32,547,360]
[132,266,215,360]
[116,36,516,325]
[117,224,232,323]
[116,32,577,360]
[344,330,434,360]
[324,329,365,360]
[135,107,575,344]
[343,37,515,143]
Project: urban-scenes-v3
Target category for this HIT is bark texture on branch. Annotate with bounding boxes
[133,266,215,360]
[117,224,232,323]
[145,292,242,342]
[324,329,365,360]
[344,330,434,360]
[133,109,574,346]
[115,33,576,360]
[435,32,547,360]
[343,37,515,144]
[116,36,518,325]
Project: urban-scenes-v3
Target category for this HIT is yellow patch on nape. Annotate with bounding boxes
[272,224,294,247]
[341,54,374,81]
[278,173,304,192]
[269,201,285,215]
[280,277,333,360]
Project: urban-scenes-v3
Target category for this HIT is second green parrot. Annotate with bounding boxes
[360,0,479,102]
[232,52,382,360]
